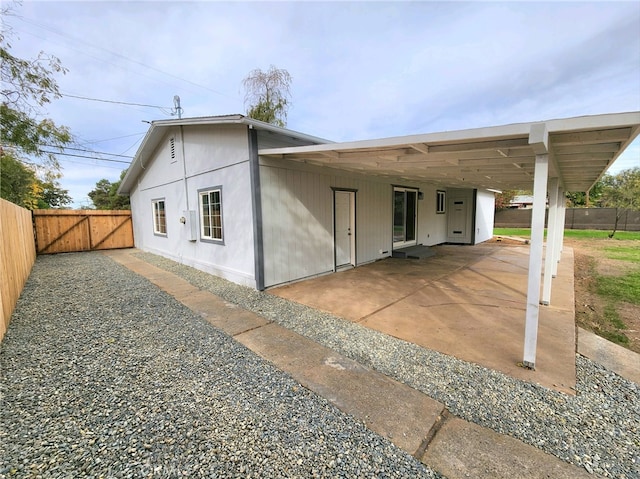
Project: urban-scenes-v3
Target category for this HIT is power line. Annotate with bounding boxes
[62,93,169,110]
[79,132,147,145]
[17,16,229,97]
[58,158,124,170]
[42,145,134,159]
[40,150,131,164]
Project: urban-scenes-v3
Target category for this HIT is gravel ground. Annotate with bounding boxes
[134,251,640,479]
[0,253,440,479]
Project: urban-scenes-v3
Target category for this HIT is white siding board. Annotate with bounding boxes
[475,189,496,244]
[183,125,249,177]
[417,184,447,245]
[261,165,334,287]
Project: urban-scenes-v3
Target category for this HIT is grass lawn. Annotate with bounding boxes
[494,227,640,241]
[493,227,640,351]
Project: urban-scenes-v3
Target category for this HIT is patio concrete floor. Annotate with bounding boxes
[270,243,577,394]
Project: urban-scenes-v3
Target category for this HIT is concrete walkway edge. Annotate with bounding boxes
[105,249,607,479]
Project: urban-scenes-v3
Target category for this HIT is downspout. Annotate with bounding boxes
[248,125,265,290]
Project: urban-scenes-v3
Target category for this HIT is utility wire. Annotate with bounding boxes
[58,158,124,170]
[41,144,134,159]
[40,150,131,164]
[79,132,147,145]
[62,93,169,110]
[17,16,229,97]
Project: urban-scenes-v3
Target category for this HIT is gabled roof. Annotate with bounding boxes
[259,112,640,192]
[119,114,331,194]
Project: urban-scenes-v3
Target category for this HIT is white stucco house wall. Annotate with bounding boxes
[118,114,495,290]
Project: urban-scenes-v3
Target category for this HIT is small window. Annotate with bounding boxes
[199,188,223,242]
[436,190,446,214]
[169,137,176,163]
[152,199,167,235]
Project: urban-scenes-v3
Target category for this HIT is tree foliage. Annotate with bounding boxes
[0,152,71,209]
[566,179,604,207]
[1,4,73,209]
[88,170,130,210]
[1,15,71,171]
[242,65,292,127]
[494,190,517,211]
[597,167,640,238]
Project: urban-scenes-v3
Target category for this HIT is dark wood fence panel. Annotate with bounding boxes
[33,210,134,254]
[1,199,37,341]
[495,208,640,231]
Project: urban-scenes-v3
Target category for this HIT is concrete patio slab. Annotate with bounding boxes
[271,244,577,394]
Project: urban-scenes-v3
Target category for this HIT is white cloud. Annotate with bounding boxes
[4,0,639,206]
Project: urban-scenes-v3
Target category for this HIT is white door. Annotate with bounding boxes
[447,196,470,243]
[334,191,355,268]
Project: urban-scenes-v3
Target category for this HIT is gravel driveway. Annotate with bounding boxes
[0,253,439,478]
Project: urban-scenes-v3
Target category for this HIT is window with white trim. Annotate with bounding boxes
[152,199,167,235]
[199,188,223,242]
[436,190,446,214]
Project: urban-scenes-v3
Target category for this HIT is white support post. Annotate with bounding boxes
[542,177,559,305]
[555,189,567,275]
[524,153,549,369]
[553,188,565,276]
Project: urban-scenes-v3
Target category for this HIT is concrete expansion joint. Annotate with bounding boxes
[413,406,450,460]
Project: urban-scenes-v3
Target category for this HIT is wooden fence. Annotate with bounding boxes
[33,209,134,254]
[495,207,640,231]
[1,199,37,341]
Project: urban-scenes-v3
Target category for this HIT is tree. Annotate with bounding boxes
[242,65,292,127]
[36,172,72,208]
[494,190,517,211]
[566,179,604,207]
[1,4,72,205]
[0,153,71,209]
[0,152,38,208]
[88,170,130,210]
[598,167,640,238]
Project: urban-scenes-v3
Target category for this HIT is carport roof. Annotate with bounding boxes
[259,112,640,192]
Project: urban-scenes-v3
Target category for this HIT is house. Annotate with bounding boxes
[118,114,495,291]
[119,111,640,368]
[510,195,535,209]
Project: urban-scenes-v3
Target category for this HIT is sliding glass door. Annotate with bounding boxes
[393,187,417,249]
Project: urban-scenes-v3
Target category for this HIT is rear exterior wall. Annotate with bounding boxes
[259,159,449,288]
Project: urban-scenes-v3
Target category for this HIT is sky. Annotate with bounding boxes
[4,0,640,208]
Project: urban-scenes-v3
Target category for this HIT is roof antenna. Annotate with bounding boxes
[173,95,183,119]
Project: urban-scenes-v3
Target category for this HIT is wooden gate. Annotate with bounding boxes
[33,210,134,254]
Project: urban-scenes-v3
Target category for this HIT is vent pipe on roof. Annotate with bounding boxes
[173,95,183,119]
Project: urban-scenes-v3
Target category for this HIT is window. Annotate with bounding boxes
[152,199,167,235]
[436,190,446,214]
[199,188,223,242]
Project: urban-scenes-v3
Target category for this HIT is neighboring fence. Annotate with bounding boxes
[0,199,37,341]
[33,210,134,254]
[495,208,640,231]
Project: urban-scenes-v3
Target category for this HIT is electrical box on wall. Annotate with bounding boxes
[183,210,197,241]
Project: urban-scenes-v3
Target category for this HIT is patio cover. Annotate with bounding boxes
[259,111,640,368]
